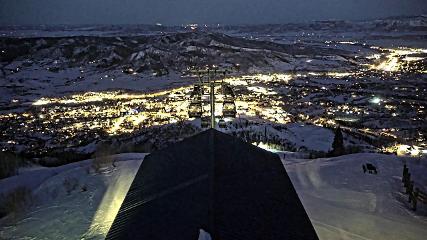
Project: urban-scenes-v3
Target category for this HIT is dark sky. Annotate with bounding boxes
[1,0,426,25]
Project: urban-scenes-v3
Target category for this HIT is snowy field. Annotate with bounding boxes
[282,153,427,240]
[0,153,146,240]
[1,152,426,239]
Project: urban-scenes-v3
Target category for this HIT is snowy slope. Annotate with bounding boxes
[282,153,427,240]
[223,122,372,153]
[0,153,146,240]
[1,152,426,239]
[0,30,360,103]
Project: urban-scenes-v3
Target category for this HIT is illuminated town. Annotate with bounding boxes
[1,45,426,157]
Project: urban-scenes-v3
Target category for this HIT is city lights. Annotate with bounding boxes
[1,56,426,155]
[370,47,427,73]
[370,97,381,104]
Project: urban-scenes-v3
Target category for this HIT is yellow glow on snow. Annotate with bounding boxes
[86,159,143,238]
[252,142,281,152]
[247,86,277,95]
[395,144,422,156]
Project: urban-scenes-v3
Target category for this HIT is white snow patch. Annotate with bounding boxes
[198,229,212,240]
[282,153,427,240]
[0,153,147,240]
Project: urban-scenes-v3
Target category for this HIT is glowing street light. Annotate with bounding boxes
[370,97,381,104]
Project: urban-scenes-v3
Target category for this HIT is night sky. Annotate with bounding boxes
[0,0,426,25]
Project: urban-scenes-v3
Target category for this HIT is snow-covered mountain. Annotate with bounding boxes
[1,15,426,38]
[0,31,357,76]
[222,15,427,34]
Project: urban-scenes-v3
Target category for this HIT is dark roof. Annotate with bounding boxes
[107,129,319,240]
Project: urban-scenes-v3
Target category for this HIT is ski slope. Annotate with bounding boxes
[0,152,426,239]
[0,153,146,240]
[281,153,427,240]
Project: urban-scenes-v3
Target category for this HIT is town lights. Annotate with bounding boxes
[370,97,381,104]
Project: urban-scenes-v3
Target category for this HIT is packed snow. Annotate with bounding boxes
[198,229,212,240]
[1,152,426,239]
[282,153,427,240]
[0,153,146,239]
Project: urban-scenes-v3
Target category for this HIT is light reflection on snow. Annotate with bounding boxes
[84,158,143,238]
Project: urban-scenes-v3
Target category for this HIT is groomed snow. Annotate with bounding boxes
[282,153,427,240]
[0,153,146,240]
[1,152,426,239]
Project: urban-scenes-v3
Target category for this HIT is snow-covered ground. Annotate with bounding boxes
[223,121,372,153]
[0,153,146,240]
[1,152,426,239]
[282,153,427,240]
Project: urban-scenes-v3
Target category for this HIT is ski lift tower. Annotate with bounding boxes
[188,65,237,129]
[209,68,216,128]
